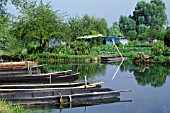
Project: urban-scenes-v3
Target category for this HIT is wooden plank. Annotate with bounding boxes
[0,70,72,77]
[0,82,104,92]
[0,82,87,87]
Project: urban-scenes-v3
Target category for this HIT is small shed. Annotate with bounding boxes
[106,36,128,45]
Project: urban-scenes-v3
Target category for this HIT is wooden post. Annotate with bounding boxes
[50,74,52,84]
[10,61,12,67]
[29,67,32,75]
[84,76,87,89]
[1,58,3,66]
[28,61,30,72]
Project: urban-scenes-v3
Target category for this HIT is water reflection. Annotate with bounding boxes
[38,59,170,87]
[24,97,132,113]
[118,61,170,87]
[38,60,107,81]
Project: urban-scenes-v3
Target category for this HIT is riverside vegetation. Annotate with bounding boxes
[0,0,170,112]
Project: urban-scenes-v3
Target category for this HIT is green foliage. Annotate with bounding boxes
[108,22,123,37]
[127,30,137,40]
[90,30,99,35]
[146,29,165,40]
[151,42,164,56]
[97,18,108,36]
[52,45,73,55]
[118,0,167,40]
[132,0,167,30]
[164,28,170,47]
[90,37,104,46]
[115,41,123,47]
[0,16,10,49]
[4,37,27,59]
[119,15,137,39]
[71,41,91,55]
[68,14,108,41]
[163,48,170,56]
[153,55,165,63]
[0,100,25,113]
[138,24,149,39]
[10,0,67,53]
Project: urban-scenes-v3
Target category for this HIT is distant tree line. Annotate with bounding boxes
[115,0,168,40]
[0,0,170,56]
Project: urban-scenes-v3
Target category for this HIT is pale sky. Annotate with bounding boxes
[8,0,170,26]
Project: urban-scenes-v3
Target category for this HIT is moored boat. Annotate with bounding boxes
[0,70,72,77]
[0,82,103,92]
[2,88,130,105]
[0,73,79,84]
[100,56,127,64]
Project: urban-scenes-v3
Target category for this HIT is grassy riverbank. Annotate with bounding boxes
[1,40,170,64]
[0,100,25,113]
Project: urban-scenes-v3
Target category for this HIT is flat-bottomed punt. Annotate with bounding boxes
[100,56,127,64]
[25,97,132,109]
[0,70,79,84]
[0,61,37,67]
[0,82,103,92]
[1,88,131,105]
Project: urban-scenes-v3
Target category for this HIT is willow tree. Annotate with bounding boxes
[119,15,137,40]
[10,0,67,53]
[108,22,123,37]
[132,0,167,30]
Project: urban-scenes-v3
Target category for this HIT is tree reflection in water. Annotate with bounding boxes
[38,59,170,87]
[112,60,170,87]
[38,60,107,81]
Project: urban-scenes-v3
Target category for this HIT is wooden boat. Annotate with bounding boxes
[0,65,39,75]
[0,70,72,77]
[0,61,38,74]
[56,98,132,109]
[3,88,130,105]
[25,97,132,109]
[0,81,97,89]
[0,61,37,67]
[0,73,79,84]
[100,56,127,64]
[0,82,103,92]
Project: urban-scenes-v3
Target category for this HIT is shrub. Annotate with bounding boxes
[115,41,123,48]
[153,55,165,63]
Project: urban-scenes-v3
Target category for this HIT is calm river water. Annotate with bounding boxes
[30,60,170,113]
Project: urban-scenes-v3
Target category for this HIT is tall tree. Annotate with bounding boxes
[119,15,137,40]
[108,22,123,37]
[96,17,108,36]
[138,24,149,39]
[132,0,167,30]
[68,16,84,41]
[10,0,67,52]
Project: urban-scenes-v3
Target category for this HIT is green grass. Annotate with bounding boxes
[0,100,25,113]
